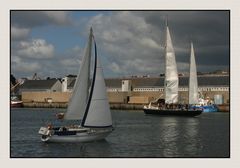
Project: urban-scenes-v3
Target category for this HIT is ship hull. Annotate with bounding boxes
[143,108,202,117]
[11,101,23,108]
[190,105,218,113]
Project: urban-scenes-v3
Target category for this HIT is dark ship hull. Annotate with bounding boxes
[143,108,202,117]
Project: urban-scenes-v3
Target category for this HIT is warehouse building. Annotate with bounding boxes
[20,74,229,105]
[106,75,229,104]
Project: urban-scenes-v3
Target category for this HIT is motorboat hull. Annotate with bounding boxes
[143,108,202,117]
[11,101,23,108]
[190,105,218,113]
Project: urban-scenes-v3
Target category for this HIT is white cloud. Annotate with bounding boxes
[11,11,72,28]
[88,11,162,76]
[60,45,83,67]
[60,58,80,67]
[139,38,160,49]
[11,26,30,40]
[16,39,54,59]
[11,56,41,73]
[176,62,190,73]
[44,11,72,25]
[108,62,121,73]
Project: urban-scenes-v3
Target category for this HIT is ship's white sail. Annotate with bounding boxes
[189,42,199,104]
[83,56,112,127]
[65,27,112,127]
[64,29,92,120]
[164,24,179,104]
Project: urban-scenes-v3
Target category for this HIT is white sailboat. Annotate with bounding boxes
[38,28,113,142]
[144,21,202,116]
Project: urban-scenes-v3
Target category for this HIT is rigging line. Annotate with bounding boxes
[81,33,97,127]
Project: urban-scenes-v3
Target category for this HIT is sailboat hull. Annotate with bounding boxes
[143,108,202,117]
[39,127,113,143]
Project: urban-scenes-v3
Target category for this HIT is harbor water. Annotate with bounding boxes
[10,108,229,158]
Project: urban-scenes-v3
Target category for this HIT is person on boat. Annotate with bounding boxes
[178,104,182,109]
[55,112,64,120]
[165,104,169,109]
[47,124,53,130]
[59,127,66,132]
[62,127,67,131]
[158,103,164,110]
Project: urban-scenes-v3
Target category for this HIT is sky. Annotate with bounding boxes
[10,10,230,79]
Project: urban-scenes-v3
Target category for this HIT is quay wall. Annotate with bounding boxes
[23,102,68,108]
[22,92,71,103]
[22,102,229,112]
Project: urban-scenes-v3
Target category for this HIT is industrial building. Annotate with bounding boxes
[105,75,229,105]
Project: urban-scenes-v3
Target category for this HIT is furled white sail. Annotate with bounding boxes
[188,42,198,104]
[164,25,179,104]
[83,57,112,127]
[64,29,92,120]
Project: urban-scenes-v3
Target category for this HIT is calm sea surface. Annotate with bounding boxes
[10,108,229,158]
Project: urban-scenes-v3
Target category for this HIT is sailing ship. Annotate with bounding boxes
[143,21,202,116]
[38,28,113,142]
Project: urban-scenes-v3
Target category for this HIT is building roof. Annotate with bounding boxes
[180,76,229,87]
[65,75,229,89]
[105,75,229,88]
[20,79,59,90]
[105,78,122,88]
[68,79,76,88]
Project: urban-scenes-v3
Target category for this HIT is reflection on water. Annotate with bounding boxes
[160,117,201,157]
[39,139,112,157]
[183,118,201,156]
[161,117,179,157]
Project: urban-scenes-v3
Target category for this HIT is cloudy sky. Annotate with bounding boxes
[11,10,229,79]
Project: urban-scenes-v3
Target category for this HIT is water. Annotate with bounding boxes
[10,108,229,158]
